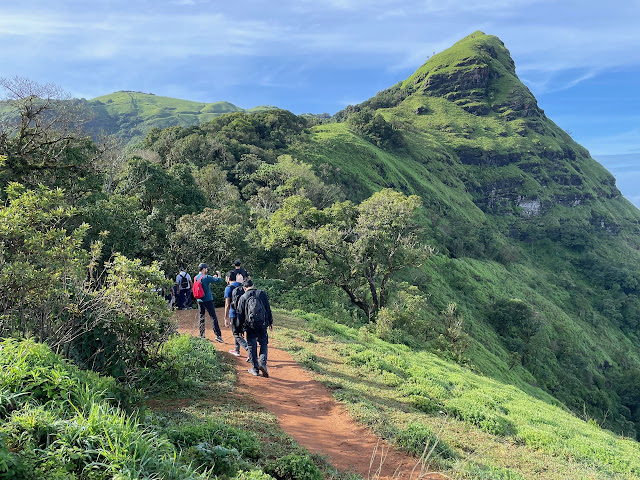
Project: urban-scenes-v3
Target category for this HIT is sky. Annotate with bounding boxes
[1,0,639,202]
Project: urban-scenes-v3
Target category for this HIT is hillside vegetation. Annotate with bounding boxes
[1,30,640,479]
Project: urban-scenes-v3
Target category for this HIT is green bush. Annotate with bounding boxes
[0,432,28,480]
[263,453,323,480]
[395,423,455,461]
[0,338,206,480]
[233,470,276,480]
[139,334,227,396]
[183,443,244,476]
[166,418,261,459]
[293,349,320,371]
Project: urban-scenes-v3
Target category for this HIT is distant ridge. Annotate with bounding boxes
[81,91,276,143]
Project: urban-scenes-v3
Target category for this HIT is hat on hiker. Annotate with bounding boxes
[198,263,209,270]
[233,259,242,266]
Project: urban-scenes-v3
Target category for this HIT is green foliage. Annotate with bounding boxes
[0,183,97,346]
[84,91,247,144]
[394,422,455,461]
[0,78,101,196]
[233,470,276,480]
[166,418,261,460]
[0,432,28,480]
[139,334,227,396]
[279,312,640,479]
[0,338,211,480]
[168,205,250,275]
[263,453,323,480]
[94,254,174,381]
[261,189,434,320]
[346,107,404,149]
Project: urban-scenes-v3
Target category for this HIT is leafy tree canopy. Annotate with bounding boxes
[261,188,434,320]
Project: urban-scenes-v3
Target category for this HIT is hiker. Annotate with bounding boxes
[175,267,192,310]
[224,271,249,357]
[236,279,273,377]
[193,263,224,342]
[231,259,251,284]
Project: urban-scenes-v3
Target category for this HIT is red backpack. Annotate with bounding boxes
[192,274,205,299]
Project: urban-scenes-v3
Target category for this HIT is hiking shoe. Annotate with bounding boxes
[259,365,269,378]
[247,368,259,376]
[215,336,224,343]
[229,349,241,356]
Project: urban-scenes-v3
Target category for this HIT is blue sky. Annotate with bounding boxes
[1,1,639,194]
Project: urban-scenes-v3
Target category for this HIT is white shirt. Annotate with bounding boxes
[176,271,192,290]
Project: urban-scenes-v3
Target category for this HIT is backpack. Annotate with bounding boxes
[192,274,205,300]
[230,284,245,312]
[244,290,267,330]
[179,273,189,290]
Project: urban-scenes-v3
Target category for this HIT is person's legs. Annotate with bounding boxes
[245,329,259,370]
[257,328,269,367]
[202,301,221,338]
[257,328,269,377]
[198,302,206,337]
[233,333,248,353]
[177,290,185,309]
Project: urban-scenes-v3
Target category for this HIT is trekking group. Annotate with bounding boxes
[175,260,273,378]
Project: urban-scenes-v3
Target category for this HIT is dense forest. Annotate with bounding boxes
[1,31,640,479]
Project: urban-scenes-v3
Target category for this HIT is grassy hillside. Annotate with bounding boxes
[81,91,276,143]
[272,309,640,479]
[286,31,640,439]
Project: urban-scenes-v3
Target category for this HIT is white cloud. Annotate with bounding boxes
[0,14,75,35]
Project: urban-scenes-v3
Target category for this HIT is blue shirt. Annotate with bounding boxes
[224,282,242,317]
[195,274,222,302]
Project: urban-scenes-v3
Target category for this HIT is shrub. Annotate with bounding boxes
[0,338,206,480]
[395,423,455,461]
[139,334,227,396]
[294,349,320,371]
[263,453,323,480]
[233,470,276,480]
[0,432,28,480]
[166,419,261,459]
[183,443,243,476]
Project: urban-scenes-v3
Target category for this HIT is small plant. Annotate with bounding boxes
[264,453,323,480]
[233,470,276,480]
[394,423,455,463]
[294,349,320,371]
[166,418,261,460]
[434,303,470,363]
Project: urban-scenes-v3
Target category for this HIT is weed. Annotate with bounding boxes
[264,453,323,480]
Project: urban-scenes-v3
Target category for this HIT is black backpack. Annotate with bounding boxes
[179,273,189,290]
[230,284,245,312]
[244,290,267,330]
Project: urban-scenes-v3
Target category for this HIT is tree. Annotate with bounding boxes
[0,77,99,195]
[114,157,207,266]
[261,188,434,320]
[168,206,249,274]
[0,183,96,346]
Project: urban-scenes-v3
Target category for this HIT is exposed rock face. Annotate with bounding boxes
[518,199,541,216]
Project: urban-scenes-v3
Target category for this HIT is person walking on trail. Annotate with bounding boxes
[194,263,224,342]
[224,271,249,357]
[231,259,251,284]
[236,279,273,377]
[175,267,192,310]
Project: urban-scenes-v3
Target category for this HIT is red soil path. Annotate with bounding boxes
[175,309,445,480]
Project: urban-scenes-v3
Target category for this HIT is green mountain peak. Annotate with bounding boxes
[402,31,539,120]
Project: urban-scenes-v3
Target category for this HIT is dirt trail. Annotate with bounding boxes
[175,309,445,480]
